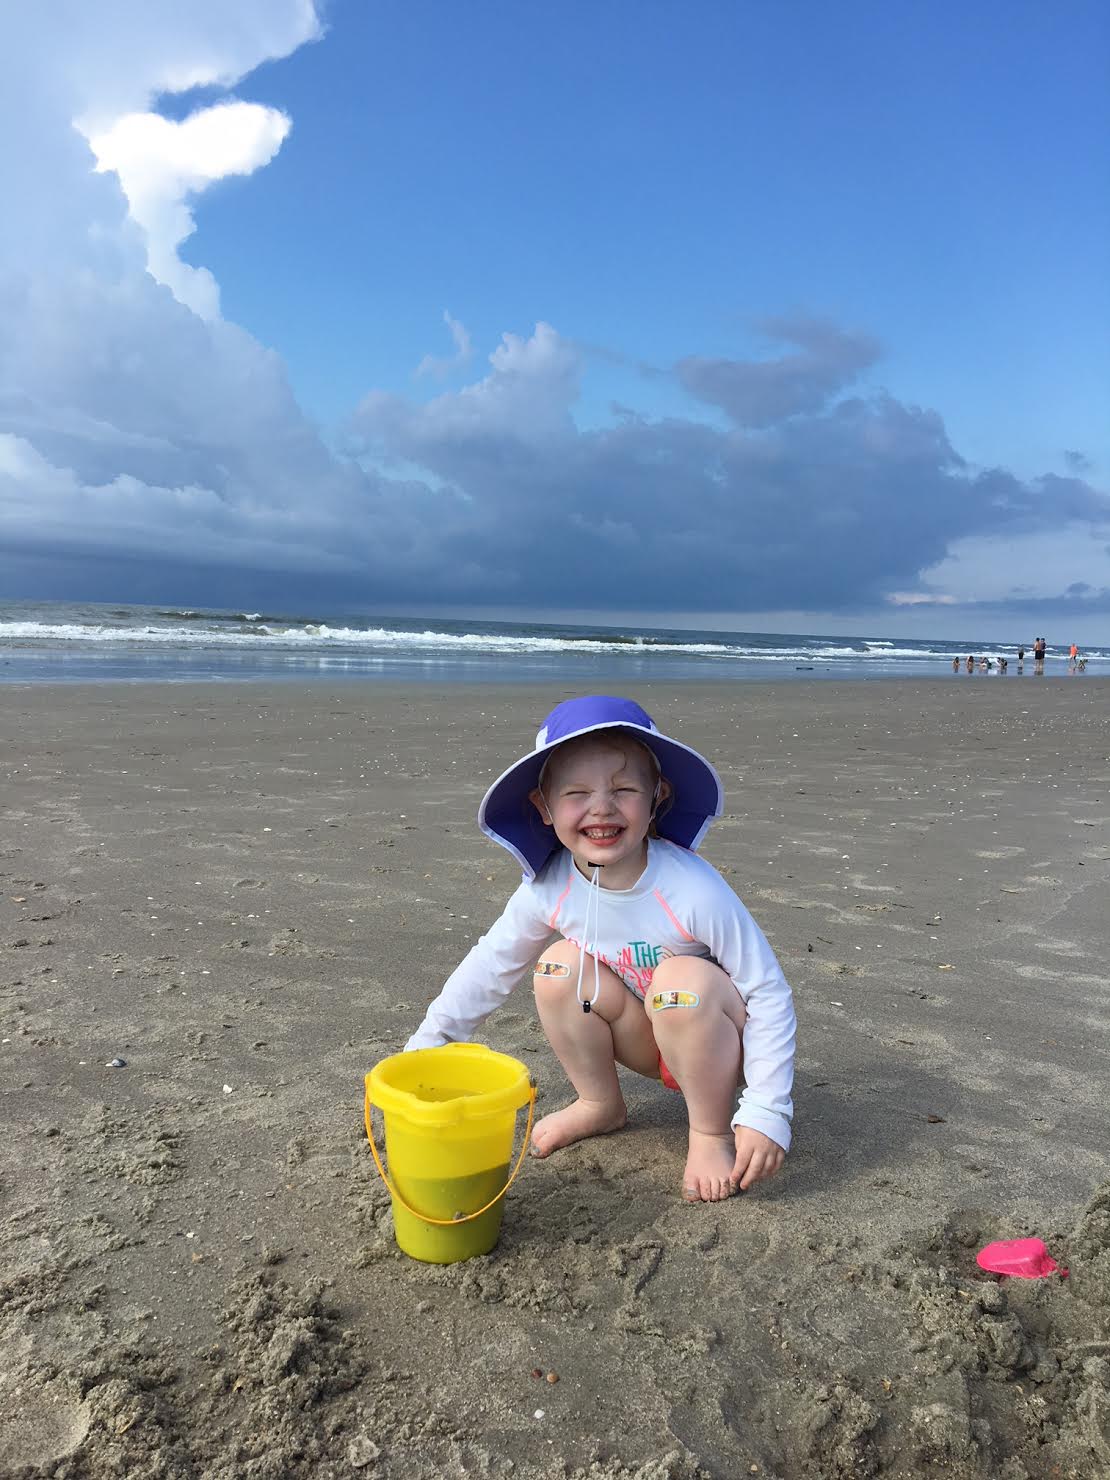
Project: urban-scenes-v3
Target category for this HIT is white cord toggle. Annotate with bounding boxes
[575,864,602,1013]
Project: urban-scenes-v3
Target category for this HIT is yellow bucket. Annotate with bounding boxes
[364,1044,536,1263]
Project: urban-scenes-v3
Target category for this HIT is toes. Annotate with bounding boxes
[702,1177,734,1202]
[682,1175,735,1202]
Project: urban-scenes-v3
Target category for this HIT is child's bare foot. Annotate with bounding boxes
[530,1097,627,1158]
[682,1129,737,1202]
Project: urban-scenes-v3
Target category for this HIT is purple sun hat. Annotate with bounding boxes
[478,695,724,878]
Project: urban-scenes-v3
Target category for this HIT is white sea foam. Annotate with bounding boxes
[0,618,961,661]
[2,612,1104,680]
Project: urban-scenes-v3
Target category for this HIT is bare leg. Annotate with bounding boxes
[531,939,659,1157]
[646,957,746,1202]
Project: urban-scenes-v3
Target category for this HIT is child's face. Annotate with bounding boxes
[529,736,669,886]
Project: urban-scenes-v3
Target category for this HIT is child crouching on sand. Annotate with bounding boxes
[405,696,796,1202]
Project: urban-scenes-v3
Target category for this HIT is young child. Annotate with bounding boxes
[405,695,796,1204]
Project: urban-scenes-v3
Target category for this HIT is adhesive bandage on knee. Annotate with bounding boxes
[651,989,701,1011]
[535,960,572,978]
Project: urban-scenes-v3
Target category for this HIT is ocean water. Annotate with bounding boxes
[0,601,1105,685]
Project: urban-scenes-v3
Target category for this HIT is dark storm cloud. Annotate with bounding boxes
[963,583,1110,617]
[675,316,882,427]
[344,335,1109,613]
[5,283,1109,615]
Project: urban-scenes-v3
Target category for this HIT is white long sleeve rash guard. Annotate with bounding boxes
[405,838,796,1151]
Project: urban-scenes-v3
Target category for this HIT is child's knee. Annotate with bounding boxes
[533,939,579,997]
[646,957,745,1029]
[644,983,705,1029]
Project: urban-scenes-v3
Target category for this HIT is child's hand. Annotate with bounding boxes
[731,1127,785,1190]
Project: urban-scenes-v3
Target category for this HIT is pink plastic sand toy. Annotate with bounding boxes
[976,1237,1058,1278]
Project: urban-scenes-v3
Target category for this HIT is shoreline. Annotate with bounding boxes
[3,680,1108,1476]
[1,665,1107,690]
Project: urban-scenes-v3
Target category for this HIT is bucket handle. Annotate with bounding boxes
[363,1080,537,1228]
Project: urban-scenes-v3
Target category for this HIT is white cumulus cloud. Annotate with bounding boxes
[88,102,292,319]
[364,321,581,452]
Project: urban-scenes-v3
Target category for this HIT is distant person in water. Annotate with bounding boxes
[952,657,960,673]
[966,655,975,673]
[1069,643,1079,667]
[998,656,1008,673]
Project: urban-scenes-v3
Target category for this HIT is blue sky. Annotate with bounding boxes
[1,0,1108,638]
[186,0,1109,477]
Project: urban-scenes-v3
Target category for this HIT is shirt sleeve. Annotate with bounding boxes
[687,864,796,1151]
[404,881,556,1050]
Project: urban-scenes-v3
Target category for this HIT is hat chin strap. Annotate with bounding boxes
[545,781,661,1013]
[537,788,554,828]
[537,787,600,1011]
[576,863,602,1013]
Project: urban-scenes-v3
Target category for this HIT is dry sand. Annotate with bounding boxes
[1,678,1108,1480]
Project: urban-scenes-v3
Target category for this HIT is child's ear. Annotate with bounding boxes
[528,787,552,825]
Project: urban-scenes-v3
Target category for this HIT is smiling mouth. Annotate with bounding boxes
[581,826,623,842]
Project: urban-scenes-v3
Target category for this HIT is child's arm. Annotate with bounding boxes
[690,871,796,1153]
[405,882,556,1049]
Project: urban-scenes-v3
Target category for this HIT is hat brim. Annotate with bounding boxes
[478,720,723,878]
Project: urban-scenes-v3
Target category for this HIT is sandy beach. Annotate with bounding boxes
[2,678,1108,1479]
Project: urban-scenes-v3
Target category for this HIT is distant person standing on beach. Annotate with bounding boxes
[1017,646,1025,664]
[1034,637,1046,672]
[1069,643,1079,667]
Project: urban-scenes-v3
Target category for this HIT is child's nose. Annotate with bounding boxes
[587,791,617,814]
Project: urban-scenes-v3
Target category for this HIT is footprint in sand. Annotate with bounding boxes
[0,1379,90,1471]
[815,961,862,977]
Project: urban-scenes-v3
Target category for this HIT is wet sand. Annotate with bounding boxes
[2,678,1108,1479]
